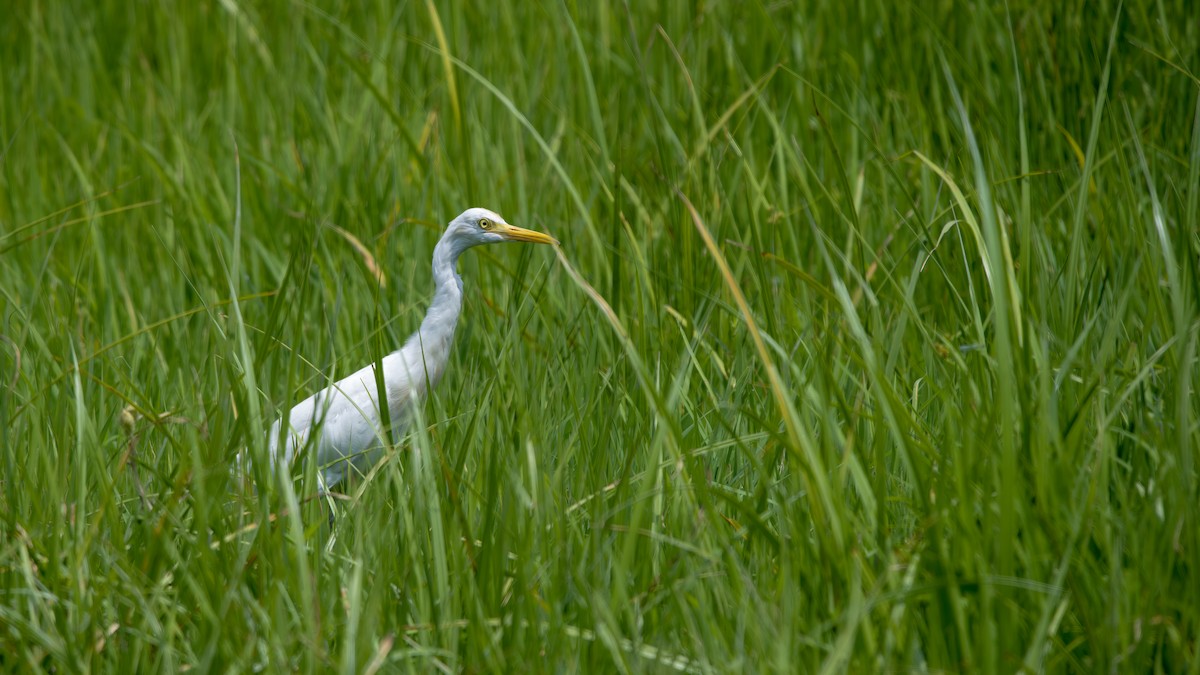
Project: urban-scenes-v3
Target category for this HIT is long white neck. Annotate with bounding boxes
[422,232,466,341]
[393,230,467,396]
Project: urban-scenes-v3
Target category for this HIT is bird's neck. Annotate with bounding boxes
[417,233,465,346]
[430,234,465,294]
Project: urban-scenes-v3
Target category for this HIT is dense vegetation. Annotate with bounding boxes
[2,1,1197,671]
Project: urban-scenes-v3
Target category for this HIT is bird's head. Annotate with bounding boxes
[448,208,558,248]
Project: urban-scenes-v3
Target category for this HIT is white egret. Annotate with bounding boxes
[264,208,556,489]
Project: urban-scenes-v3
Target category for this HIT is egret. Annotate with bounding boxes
[264,208,556,489]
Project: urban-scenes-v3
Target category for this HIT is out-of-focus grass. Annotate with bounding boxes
[1,1,1197,671]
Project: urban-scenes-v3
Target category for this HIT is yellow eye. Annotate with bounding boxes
[479,218,493,230]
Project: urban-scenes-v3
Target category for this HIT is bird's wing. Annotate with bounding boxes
[269,356,418,480]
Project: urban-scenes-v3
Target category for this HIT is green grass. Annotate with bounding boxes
[1,0,1197,671]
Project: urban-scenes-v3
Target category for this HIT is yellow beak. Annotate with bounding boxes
[497,223,558,245]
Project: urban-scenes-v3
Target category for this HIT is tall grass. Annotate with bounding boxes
[1,1,1197,671]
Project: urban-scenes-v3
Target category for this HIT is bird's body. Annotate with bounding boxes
[264,208,554,488]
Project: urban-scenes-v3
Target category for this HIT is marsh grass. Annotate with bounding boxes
[1,1,1198,671]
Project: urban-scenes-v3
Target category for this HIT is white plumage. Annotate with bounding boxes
[263,208,555,489]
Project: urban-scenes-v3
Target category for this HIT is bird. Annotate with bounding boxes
[262,207,556,490]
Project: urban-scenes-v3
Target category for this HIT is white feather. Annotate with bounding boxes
[251,207,553,489]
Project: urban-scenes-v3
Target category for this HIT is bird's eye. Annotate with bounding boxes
[479,218,493,230]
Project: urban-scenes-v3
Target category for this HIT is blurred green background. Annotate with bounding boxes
[1,0,1197,672]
